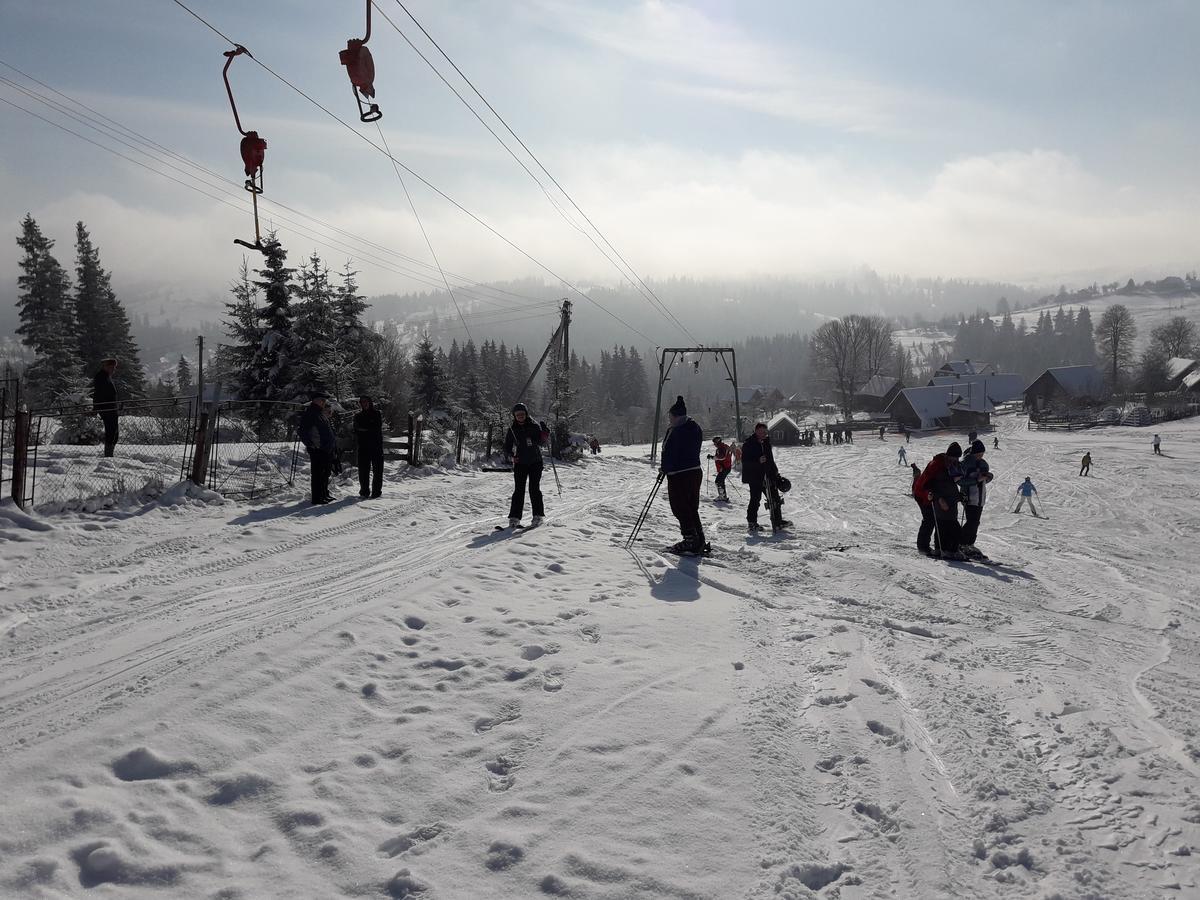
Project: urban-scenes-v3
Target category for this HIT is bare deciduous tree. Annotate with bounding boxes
[809,314,894,421]
[1149,316,1198,360]
[1094,304,1137,387]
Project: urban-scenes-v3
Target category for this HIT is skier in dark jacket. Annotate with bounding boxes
[1079,451,1091,477]
[91,357,120,457]
[299,392,337,504]
[354,395,384,498]
[659,395,706,553]
[741,422,791,532]
[959,439,993,559]
[915,442,965,559]
[503,403,545,526]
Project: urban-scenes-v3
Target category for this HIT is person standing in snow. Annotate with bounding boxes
[1014,477,1039,516]
[910,461,935,556]
[916,441,965,559]
[993,436,1000,450]
[354,395,384,498]
[503,403,545,527]
[1153,434,1162,456]
[959,440,994,559]
[91,357,120,458]
[299,392,337,504]
[659,396,706,553]
[741,422,791,532]
[1079,452,1091,477]
[898,446,908,466]
[879,425,886,440]
[709,437,733,500]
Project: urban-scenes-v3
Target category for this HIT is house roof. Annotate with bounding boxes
[1029,365,1106,398]
[857,374,900,397]
[886,386,957,422]
[735,387,762,403]
[929,373,1025,404]
[767,412,799,431]
[1166,357,1198,382]
[937,360,994,377]
[1183,369,1200,391]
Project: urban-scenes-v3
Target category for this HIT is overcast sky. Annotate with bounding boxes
[1,0,1198,308]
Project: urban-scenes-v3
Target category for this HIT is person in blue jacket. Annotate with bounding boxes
[1014,476,1039,516]
[299,392,338,504]
[659,395,706,553]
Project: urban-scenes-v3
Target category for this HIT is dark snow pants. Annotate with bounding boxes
[308,448,331,503]
[715,468,728,496]
[509,464,544,519]
[100,412,119,457]
[1079,464,1089,476]
[915,500,935,553]
[667,470,704,541]
[747,481,764,524]
[961,505,983,546]
[933,510,961,554]
[358,447,383,497]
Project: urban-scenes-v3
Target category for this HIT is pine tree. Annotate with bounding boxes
[412,334,445,414]
[220,259,264,399]
[15,214,77,402]
[176,355,193,395]
[73,222,146,397]
[290,251,339,397]
[333,261,371,388]
[249,234,296,401]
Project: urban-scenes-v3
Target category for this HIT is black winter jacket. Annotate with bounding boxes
[92,370,117,412]
[740,435,778,485]
[299,404,337,453]
[353,408,384,452]
[660,417,703,475]
[504,419,544,468]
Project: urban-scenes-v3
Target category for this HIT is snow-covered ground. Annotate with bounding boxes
[2,417,1198,898]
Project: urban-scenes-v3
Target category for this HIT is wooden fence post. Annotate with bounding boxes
[190,411,210,485]
[11,408,31,508]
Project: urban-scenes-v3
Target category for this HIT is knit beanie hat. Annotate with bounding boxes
[669,395,686,416]
[512,403,528,414]
[946,441,963,458]
[969,440,986,455]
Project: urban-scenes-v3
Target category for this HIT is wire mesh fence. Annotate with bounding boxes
[0,375,21,500]
[203,401,301,500]
[23,397,198,511]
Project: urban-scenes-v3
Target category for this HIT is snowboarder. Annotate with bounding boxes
[915,442,965,559]
[659,396,706,553]
[503,403,545,527]
[1153,434,1162,456]
[709,437,733,500]
[741,422,791,532]
[910,462,934,556]
[299,392,337,504]
[959,440,994,559]
[354,395,384,498]
[898,446,908,465]
[1079,452,1091,477]
[1014,477,1040,516]
[91,357,120,457]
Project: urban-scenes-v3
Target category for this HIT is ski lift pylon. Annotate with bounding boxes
[339,0,382,123]
[221,45,270,254]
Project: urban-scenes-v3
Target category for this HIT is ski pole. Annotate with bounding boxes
[546,446,561,496]
[626,471,665,547]
[705,458,711,497]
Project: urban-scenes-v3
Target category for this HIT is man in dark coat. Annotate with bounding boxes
[91,357,120,457]
[299,392,337,504]
[915,441,965,559]
[741,422,790,532]
[659,395,705,553]
[354,395,384,498]
[503,403,545,526]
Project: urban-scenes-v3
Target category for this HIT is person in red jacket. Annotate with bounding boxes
[709,437,733,500]
[913,442,966,559]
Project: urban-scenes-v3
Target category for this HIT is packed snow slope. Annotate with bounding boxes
[2,417,1199,899]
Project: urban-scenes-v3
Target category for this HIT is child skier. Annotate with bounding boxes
[1014,477,1039,516]
[898,446,908,465]
[708,437,733,500]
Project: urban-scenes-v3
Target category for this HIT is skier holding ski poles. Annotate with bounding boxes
[708,437,734,501]
[1013,477,1040,516]
[659,396,708,555]
[503,403,546,527]
[913,442,965,559]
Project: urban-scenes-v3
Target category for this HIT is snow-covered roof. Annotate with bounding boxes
[1183,369,1200,391]
[1033,365,1107,398]
[767,412,799,431]
[929,373,1025,404]
[937,360,995,377]
[857,374,899,397]
[885,386,957,422]
[1165,357,1198,382]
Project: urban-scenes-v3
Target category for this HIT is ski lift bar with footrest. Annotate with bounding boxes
[221,46,271,254]
[339,0,382,123]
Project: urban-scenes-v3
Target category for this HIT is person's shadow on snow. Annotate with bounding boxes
[651,562,701,603]
[230,498,353,526]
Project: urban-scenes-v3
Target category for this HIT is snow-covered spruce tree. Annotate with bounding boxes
[15,214,77,404]
[74,222,146,397]
[176,355,193,396]
[219,259,263,399]
[412,334,445,415]
[289,251,339,399]
[248,234,296,403]
[333,261,371,385]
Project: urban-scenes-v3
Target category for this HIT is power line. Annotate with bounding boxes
[167,0,662,347]
[389,0,700,345]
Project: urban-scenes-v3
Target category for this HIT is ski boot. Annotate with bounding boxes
[748,522,764,532]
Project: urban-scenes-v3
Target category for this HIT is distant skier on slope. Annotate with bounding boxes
[1153,434,1162,456]
[741,422,791,532]
[898,446,908,466]
[1079,452,1091,477]
[659,396,707,554]
[959,440,994,560]
[708,436,733,500]
[503,403,546,527]
[993,436,999,450]
[1014,477,1040,516]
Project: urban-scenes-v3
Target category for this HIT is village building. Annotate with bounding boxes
[854,374,901,412]
[1023,365,1108,414]
[767,412,801,446]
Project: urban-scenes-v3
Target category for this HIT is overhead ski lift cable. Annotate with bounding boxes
[0,87,545,304]
[376,122,472,342]
[388,0,701,347]
[168,0,662,347]
[0,60,560,310]
[375,1,695,345]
